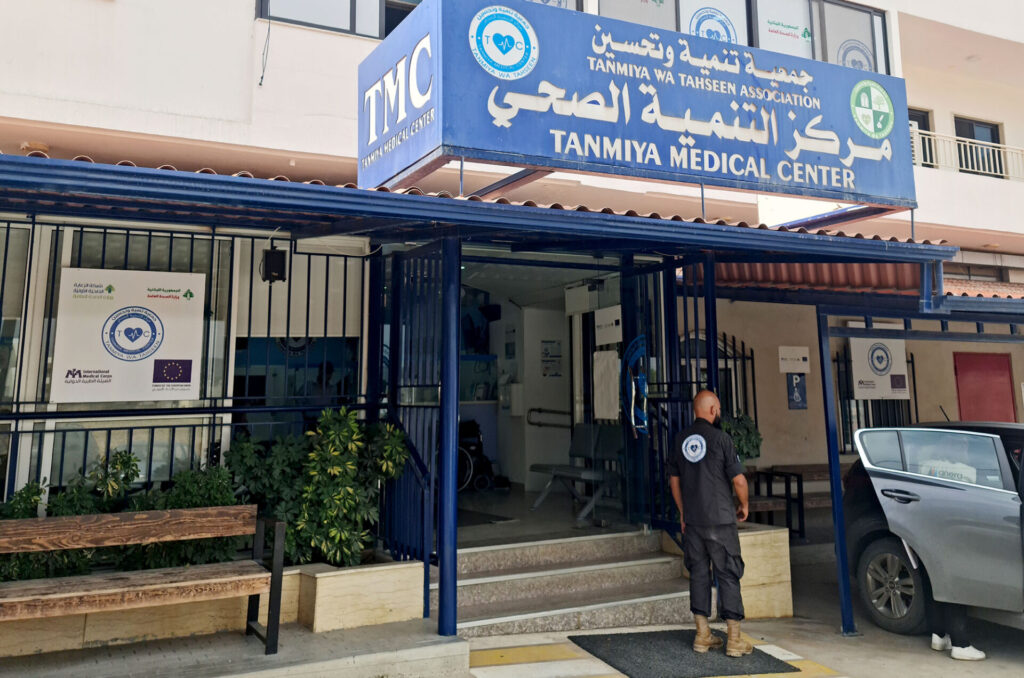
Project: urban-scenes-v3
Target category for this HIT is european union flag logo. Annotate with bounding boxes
[153,359,192,384]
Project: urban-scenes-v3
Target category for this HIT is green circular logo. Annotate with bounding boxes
[850,80,894,139]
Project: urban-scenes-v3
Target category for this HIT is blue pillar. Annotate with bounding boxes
[364,249,385,423]
[703,254,719,393]
[438,236,460,637]
[817,310,857,635]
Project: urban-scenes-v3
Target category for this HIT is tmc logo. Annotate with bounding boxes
[689,7,737,44]
[101,306,165,362]
[838,39,875,72]
[468,6,539,81]
[868,342,893,376]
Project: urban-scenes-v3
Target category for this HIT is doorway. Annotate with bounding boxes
[955,352,1017,422]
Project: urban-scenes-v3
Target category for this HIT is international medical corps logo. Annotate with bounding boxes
[101,306,164,362]
[868,342,892,376]
[682,434,708,464]
[689,7,737,44]
[850,79,894,140]
[468,6,539,81]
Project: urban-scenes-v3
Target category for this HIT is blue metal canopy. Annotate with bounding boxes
[0,154,954,264]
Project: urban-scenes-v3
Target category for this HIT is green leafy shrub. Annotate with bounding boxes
[229,409,409,568]
[0,483,48,582]
[119,466,240,570]
[227,433,308,563]
[722,413,763,461]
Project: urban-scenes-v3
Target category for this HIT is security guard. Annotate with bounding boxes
[668,390,752,657]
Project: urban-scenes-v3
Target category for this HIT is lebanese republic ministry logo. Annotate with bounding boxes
[468,6,539,81]
[868,342,893,376]
[689,7,737,44]
[101,306,164,362]
[682,434,707,464]
[851,79,894,140]
[838,39,875,72]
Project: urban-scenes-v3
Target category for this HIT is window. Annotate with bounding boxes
[599,0,676,30]
[679,0,750,45]
[858,430,902,470]
[755,0,813,59]
[258,0,381,37]
[954,116,1006,178]
[901,430,1005,490]
[813,0,886,73]
[908,108,936,168]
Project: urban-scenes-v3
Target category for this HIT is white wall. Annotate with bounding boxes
[521,308,572,492]
[0,0,373,160]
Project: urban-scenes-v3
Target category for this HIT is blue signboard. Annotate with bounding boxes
[787,373,807,410]
[358,0,916,207]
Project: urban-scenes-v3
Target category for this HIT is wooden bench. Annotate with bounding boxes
[0,505,284,655]
[530,423,624,523]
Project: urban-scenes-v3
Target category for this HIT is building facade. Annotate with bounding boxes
[0,0,1023,637]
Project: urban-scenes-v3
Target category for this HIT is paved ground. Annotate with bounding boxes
[467,540,1024,678]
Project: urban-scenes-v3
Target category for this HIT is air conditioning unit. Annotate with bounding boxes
[909,120,922,165]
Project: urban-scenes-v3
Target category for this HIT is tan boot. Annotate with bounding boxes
[692,615,723,653]
[726,619,754,657]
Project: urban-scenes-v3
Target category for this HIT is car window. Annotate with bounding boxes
[997,434,1023,486]
[901,430,1004,490]
[858,430,903,470]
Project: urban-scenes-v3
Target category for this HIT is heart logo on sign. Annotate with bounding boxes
[492,33,516,55]
[690,443,700,453]
[124,327,144,342]
[875,354,885,365]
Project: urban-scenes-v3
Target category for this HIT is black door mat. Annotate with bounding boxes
[569,630,800,678]
[457,508,518,526]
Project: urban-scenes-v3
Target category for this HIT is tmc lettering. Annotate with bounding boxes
[550,130,663,165]
[363,34,434,146]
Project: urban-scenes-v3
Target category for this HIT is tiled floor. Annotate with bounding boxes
[468,626,847,678]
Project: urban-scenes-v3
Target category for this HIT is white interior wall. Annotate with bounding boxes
[521,308,572,492]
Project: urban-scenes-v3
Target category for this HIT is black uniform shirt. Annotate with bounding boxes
[667,418,745,527]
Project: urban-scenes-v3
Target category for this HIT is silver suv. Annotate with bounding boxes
[847,426,1024,634]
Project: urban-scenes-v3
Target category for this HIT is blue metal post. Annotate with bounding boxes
[817,310,858,635]
[703,254,719,393]
[364,250,384,422]
[438,236,460,637]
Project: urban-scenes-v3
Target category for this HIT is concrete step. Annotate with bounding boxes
[455,578,693,637]
[456,529,662,576]
[431,552,683,609]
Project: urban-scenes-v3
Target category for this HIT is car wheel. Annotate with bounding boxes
[856,536,929,635]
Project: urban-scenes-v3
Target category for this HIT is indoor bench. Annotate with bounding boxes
[0,504,284,655]
[530,423,624,523]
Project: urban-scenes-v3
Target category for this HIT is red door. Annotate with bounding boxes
[954,352,1017,422]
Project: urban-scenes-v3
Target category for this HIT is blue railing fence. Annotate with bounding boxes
[0,219,377,501]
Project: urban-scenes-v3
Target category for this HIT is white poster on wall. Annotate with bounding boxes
[594,305,622,346]
[756,0,813,59]
[50,268,206,403]
[593,350,620,420]
[850,337,910,400]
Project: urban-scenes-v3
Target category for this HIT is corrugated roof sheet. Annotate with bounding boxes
[0,148,947,246]
[715,261,920,294]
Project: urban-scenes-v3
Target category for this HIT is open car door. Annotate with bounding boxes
[854,428,1024,613]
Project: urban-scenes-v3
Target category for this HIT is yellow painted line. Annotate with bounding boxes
[469,642,586,668]
[790,659,841,676]
[742,631,766,646]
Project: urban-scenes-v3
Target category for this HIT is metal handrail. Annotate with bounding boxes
[910,126,1024,181]
[526,408,572,429]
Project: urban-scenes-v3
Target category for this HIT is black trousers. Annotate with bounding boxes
[930,601,970,648]
[683,524,745,621]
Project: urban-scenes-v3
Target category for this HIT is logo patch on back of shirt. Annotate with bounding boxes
[682,434,707,463]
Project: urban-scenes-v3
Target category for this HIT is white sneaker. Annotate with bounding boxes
[951,645,986,661]
[931,634,952,651]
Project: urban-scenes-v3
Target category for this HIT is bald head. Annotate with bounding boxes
[693,390,721,424]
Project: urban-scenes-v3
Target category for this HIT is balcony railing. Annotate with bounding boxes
[910,127,1024,181]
